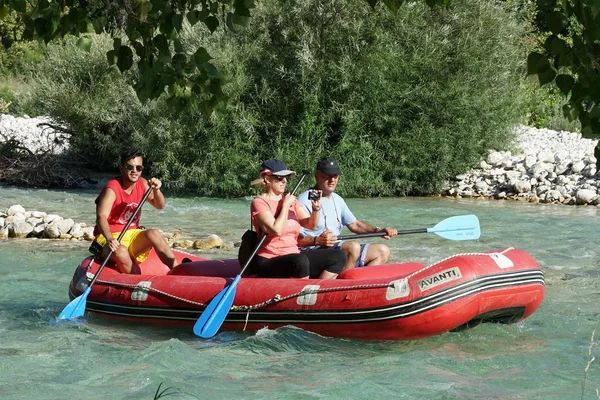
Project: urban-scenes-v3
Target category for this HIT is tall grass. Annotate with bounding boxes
[20,0,527,196]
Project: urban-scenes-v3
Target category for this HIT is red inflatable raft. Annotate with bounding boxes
[66,247,544,340]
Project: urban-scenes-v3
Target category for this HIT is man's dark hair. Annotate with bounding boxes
[120,148,144,165]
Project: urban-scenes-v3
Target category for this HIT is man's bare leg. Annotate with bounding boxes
[131,229,177,269]
[340,241,361,270]
[363,244,390,266]
[102,245,133,274]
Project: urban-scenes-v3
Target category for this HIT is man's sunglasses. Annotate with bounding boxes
[125,164,144,172]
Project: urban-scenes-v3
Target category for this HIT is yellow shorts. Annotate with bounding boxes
[95,229,152,263]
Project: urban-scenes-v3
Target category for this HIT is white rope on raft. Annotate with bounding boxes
[91,248,516,318]
[94,279,391,310]
[404,247,515,281]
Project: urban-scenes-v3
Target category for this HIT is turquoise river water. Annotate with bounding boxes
[0,185,599,399]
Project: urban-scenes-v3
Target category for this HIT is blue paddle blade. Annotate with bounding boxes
[427,214,480,241]
[193,276,241,338]
[57,287,91,320]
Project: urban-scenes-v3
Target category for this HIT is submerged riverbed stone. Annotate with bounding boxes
[193,234,224,250]
[173,239,194,248]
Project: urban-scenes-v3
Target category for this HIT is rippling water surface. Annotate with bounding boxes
[1,186,599,399]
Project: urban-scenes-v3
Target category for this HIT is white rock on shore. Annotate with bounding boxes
[0,205,94,240]
[0,114,69,154]
[443,124,600,205]
[0,205,227,250]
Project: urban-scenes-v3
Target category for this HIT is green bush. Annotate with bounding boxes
[0,85,15,113]
[0,42,44,77]
[20,36,153,169]
[20,0,529,196]
[0,40,44,115]
[521,79,581,132]
[212,0,526,195]
[20,34,260,195]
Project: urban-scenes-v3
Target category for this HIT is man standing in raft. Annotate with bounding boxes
[298,157,398,270]
[93,148,177,273]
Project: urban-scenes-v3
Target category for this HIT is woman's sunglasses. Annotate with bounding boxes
[124,164,144,172]
[272,175,288,181]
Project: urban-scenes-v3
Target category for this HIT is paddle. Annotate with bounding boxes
[194,169,311,338]
[57,185,153,320]
[336,214,481,241]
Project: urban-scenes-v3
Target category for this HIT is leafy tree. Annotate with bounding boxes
[5,0,600,143]
[525,0,600,146]
[0,0,467,118]
[7,0,594,136]
[0,0,254,116]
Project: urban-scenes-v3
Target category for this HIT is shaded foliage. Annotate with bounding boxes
[0,140,92,188]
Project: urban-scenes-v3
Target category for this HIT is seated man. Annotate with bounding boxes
[93,148,177,273]
[297,157,397,270]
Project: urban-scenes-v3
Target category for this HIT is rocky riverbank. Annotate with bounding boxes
[0,114,94,188]
[0,114,69,154]
[442,125,600,206]
[0,204,227,250]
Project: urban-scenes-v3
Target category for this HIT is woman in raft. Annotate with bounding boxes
[246,158,346,279]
